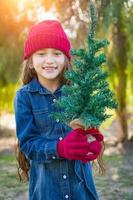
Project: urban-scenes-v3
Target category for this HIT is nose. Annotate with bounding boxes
[45,53,54,64]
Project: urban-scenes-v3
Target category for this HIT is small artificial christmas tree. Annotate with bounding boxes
[54,3,117,130]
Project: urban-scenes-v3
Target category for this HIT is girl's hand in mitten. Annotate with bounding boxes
[86,128,104,142]
[80,128,104,163]
[80,140,102,163]
[57,128,91,160]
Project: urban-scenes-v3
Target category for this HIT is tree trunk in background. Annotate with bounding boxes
[113,18,128,141]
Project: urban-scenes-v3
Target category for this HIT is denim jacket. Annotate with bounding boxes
[14,78,99,200]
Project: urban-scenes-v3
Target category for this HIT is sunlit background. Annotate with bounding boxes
[0,1,133,199]
[0,0,133,132]
[0,0,133,137]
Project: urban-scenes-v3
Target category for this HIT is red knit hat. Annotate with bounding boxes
[23,20,71,60]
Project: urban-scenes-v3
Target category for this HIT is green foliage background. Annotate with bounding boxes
[0,0,133,120]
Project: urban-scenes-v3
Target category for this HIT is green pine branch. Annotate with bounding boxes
[53,3,117,129]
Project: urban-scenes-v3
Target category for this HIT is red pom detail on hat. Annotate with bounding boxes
[23,20,71,60]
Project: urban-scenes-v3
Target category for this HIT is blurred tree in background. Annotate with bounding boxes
[0,0,41,85]
[96,0,132,142]
[0,0,43,111]
[41,0,133,141]
[0,0,133,141]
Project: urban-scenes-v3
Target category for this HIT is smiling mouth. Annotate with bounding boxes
[42,66,57,70]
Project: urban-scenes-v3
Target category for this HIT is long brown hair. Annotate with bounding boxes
[16,56,105,181]
[96,141,105,175]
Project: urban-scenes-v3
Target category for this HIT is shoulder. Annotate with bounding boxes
[14,78,42,106]
[15,83,30,98]
[16,84,30,94]
[14,82,33,104]
[15,78,38,96]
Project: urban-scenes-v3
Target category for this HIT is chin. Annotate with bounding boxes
[44,75,58,80]
[44,73,59,79]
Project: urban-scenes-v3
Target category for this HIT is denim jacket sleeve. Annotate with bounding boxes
[14,90,60,163]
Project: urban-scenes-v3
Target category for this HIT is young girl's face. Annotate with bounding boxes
[31,48,65,82]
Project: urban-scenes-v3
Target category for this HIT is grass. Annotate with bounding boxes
[0,152,133,200]
[94,154,133,200]
[0,154,28,200]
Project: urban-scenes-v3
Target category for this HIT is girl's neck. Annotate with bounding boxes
[38,76,61,93]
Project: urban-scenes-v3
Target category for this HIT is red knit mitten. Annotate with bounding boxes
[86,128,104,142]
[80,128,104,163]
[57,128,92,160]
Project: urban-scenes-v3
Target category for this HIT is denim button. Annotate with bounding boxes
[63,175,67,179]
[53,98,56,103]
[52,156,56,159]
[65,195,69,199]
[56,119,60,123]
[59,136,63,141]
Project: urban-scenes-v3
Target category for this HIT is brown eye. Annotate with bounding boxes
[54,51,62,55]
[36,51,46,56]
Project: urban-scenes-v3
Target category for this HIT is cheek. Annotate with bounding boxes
[58,63,65,72]
[57,57,65,69]
[32,57,44,66]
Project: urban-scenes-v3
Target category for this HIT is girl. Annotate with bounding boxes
[14,20,104,200]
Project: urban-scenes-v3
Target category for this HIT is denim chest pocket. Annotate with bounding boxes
[33,108,53,132]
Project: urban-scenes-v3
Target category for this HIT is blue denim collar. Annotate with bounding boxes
[27,78,62,95]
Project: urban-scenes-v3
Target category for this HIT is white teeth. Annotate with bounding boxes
[43,67,57,69]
